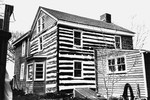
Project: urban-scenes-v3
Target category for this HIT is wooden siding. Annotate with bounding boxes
[96,50,147,98]
[121,36,133,50]
[26,81,34,93]
[30,26,58,93]
[28,11,58,93]
[14,39,27,90]
[31,10,57,39]
[58,25,118,91]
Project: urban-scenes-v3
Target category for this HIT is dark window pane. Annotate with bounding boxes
[117,58,121,64]
[38,26,40,32]
[122,65,125,70]
[74,62,82,77]
[112,59,115,65]
[74,70,81,77]
[42,23,44,29]
[108,60,111,65]
[74,31,81,38]
[36,64,43,68]
[109,66,115,72]
[115,37,120,42]
[35,64,44,79]
[121,57,125,63]
[38,20,40,26]
[116,43,120,49]
[108,59,115,65]
[74,39,81,45]
[36,72,43,78]
[118,65,122,71]
[40,37,42,43]
[36,67,43,71]
[115,36,121,49]
[75,62,81,69]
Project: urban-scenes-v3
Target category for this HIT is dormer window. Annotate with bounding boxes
[37,15,45,33]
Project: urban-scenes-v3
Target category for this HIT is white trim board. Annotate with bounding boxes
[58,20,134,36]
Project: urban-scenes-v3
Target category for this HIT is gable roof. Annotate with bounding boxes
[40,6,134,34]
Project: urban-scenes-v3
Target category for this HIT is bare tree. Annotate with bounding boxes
[7,31,24,63]
[96,48,140,100]
[130,16,149,49]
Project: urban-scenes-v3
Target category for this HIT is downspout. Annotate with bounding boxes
[94,48,98,93]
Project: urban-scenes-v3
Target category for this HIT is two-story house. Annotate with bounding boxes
[12,6,134,95]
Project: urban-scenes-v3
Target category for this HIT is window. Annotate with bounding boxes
[74,30,82,46]
[22,41,26,57]
[108,59,115,72]
[37,15,45,33]
[39,36,43,51]
[115,36,121,49]
[108,56,126,73]
[42,16,45,29]
[34,62,45,81]
[38,19,41,32]
[20,63,25,80]
[74,61,82,77]
[117,57,126,71]
[27,64,33,81]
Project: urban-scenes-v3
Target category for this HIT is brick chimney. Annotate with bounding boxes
[100,13,111,23]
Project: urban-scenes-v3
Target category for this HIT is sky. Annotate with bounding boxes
[2,0,150,49]
[1,0,150,78]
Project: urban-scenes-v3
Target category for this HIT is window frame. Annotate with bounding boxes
[107,56,127,74]
[38,36,43,51]
[20,63,25,80]
[26,63,34,81]
[74,61,83,78]
[34,62,45,81]
[114,36,122,49]
[37,15,45,34]
[73,30,82,47]
[22,41,26,57]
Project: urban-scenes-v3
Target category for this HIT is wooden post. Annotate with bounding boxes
[0,30,11,100]
[3,4,13,31]
[0,4,13,100]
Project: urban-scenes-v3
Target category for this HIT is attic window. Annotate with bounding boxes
[37,15,45,33]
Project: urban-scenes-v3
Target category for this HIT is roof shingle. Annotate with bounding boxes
[41,6,134,34]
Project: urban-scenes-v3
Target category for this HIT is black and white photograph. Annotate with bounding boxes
[0,0,150,100]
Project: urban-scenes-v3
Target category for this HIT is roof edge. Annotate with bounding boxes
[58,20,135,36]
[12,31,30,46]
